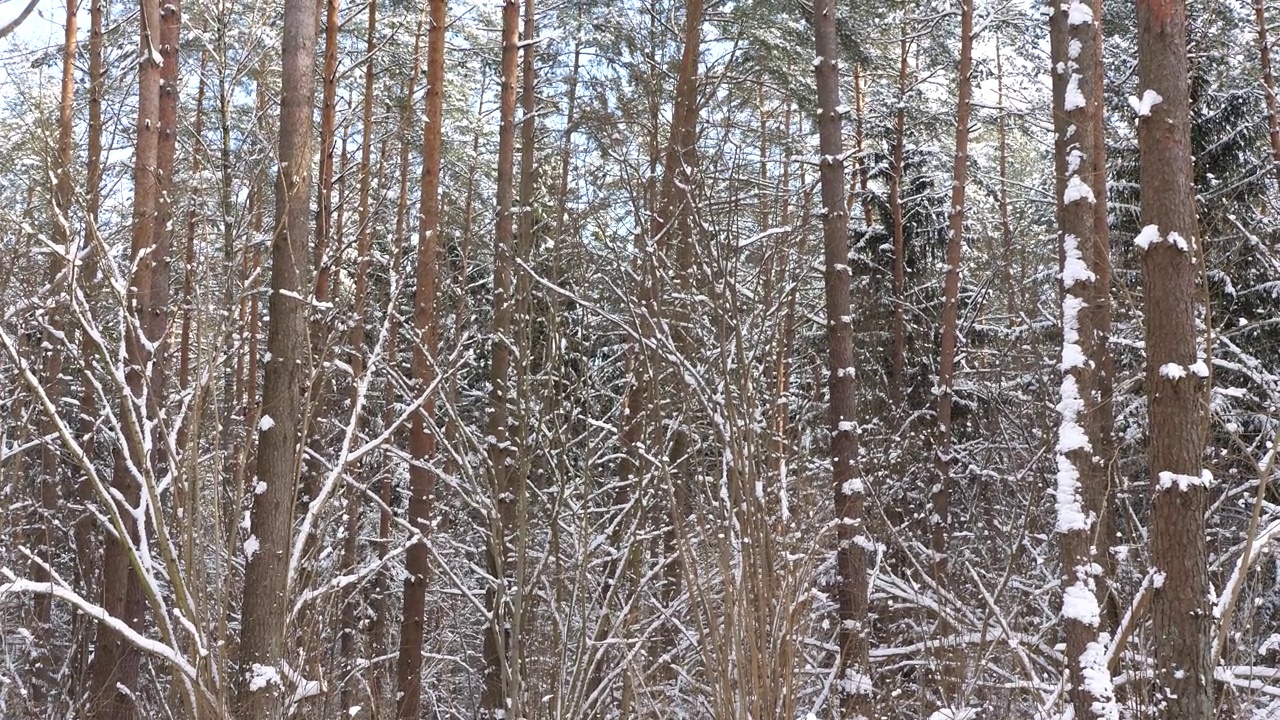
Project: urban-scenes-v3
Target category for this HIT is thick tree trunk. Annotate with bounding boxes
[1050,0,1117,716]
[479,0,522,714]
[812,1,871,717]
[88,0,165,713]
[395,0,445,716]
[235,0,320,711]
[1135,0,1213,716]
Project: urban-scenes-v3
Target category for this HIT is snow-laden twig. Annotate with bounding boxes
[0,571,213,713]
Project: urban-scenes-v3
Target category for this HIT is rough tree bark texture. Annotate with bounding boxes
[480,0,522,714]
[32,0,77,700]
[1086,0,1118,634]
[655,0,702,670]
[395,0,445,716]
[812,0,871,717]
[88,0,164,714]
[1135,0,1212,716]
[235,0,320,711]
[1050,0,1118,716]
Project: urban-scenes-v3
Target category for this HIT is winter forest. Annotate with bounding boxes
[1,0,1279,713]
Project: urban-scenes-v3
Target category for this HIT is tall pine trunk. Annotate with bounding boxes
[88,0,165,713]
[931,0,972,700]
[480,0,522,714]
[1135,0,1212,715]
[812,1,871,716]
[395,0,445,716]
[1050,0,1118,716]
[235,0,320,711]
[33,0,77,700]
[1254,0,1280,173]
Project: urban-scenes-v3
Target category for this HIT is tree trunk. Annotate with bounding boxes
[889,30,909,403]
[480,0,522,713]
[373,16,423,674]
[812,1,871,717]
[180,57,207,399]
[395,0,445,716]
[932,0,972,699]
[1086,0,1118,635]
[1050,0,1118,716]
[33,0,77,701]
[88,0,165,713]
[995,44,1015,324]
[342,0,377,709]
[1255,0,1280,174]
[849,62,873,228]
[653,0,702,669]
[235,0,320,711]
[72,0,105,689]
[1135,0,1213,715]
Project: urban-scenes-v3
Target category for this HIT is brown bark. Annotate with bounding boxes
[931,0,972,699]
[342,0,377,708]
[1087,0,1118,635]
[235,0,321,711]
[934,0,974,676]
[995,44,1015,324]
[812,1,871,717]
[515,0,536,357]
[1050,0,1116,716]
[849,62,873,228]
[652,0,702,651]
[1136,0,1212,715]
[180,57,207,397]
[300,0,341,509]
[87,0,165,713]
[349,0,377,395]
[373,17,423,670]
[480,0,522,712]
[72,0,105,687]
[768,102,795,484]
[1255,0,1280,173]
[176,52,207,663]
[32,0,78,701]
[395,0,445,716]
[585,2,704,705]
[889,31,909,403]
[314,0,340,308]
